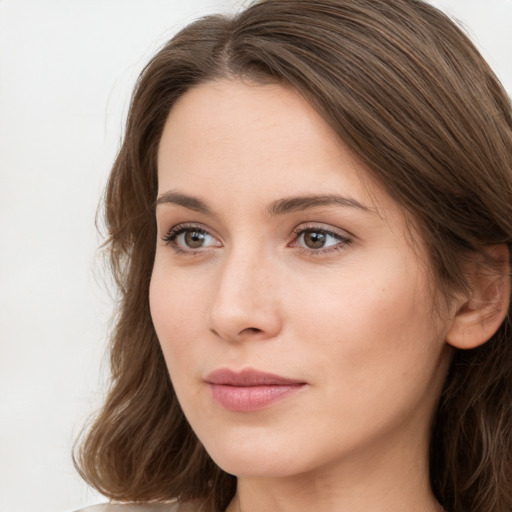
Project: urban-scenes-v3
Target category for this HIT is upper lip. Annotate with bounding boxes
[205,368,306,386]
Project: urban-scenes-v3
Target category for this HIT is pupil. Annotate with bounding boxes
[185,231,205,248]
[304,231,326,249]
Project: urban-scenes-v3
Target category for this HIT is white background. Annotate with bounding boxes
[0,1,510,511]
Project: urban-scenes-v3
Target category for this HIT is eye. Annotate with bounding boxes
[162,224,222,252]
[290,225,352,254]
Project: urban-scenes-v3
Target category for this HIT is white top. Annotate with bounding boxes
[74,502,202,512]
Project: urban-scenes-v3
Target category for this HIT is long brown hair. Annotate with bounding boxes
[74,1,512,511]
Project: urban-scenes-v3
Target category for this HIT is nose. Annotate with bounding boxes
[207,247,283,343]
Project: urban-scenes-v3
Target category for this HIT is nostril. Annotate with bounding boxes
[240,327,263,335]
[209,326,263,341]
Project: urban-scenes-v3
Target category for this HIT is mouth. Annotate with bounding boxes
[204,368,307,412]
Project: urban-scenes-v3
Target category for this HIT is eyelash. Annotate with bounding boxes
[161,223,353,255]
[290,224,353,255]
[161,223,217,254]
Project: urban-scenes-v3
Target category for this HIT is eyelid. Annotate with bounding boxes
[289,223,353,254]
[161,222,222,253]
[160,221,353,256]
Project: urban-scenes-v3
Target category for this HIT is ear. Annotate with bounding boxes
[446,244,510,350]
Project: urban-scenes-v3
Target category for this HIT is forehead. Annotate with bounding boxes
[157,79,397,221]
[156,78,433,283]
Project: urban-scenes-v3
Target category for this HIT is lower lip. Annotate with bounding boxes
[208,384,304,412]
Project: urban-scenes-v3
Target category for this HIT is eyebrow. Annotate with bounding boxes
[156,191,213,215]
[156,190,372,216]
[267,194,372,215]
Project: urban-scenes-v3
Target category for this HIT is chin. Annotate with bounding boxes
[198,427,310,478]
[210,450,305,479]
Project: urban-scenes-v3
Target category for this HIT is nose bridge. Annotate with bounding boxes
[208,241,281,341]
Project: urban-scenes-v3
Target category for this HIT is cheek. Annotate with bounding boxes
[149,262,204,365]
[293,260,425,337]
[291,255,441,387]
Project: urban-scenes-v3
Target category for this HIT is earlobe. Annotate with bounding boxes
[446,244,510,350]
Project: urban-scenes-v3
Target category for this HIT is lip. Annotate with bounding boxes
[205,368,306,412]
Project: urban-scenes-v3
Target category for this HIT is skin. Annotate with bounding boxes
[150,79,456,512]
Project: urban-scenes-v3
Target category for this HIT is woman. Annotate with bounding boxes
[74,1,512,511]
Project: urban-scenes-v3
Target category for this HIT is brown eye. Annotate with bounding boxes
[291,226,351,253]
[303,231,328,249]
[184,230,208,248]
[163,226,221,252]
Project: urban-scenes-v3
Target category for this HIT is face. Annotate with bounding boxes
[150,79,454,479]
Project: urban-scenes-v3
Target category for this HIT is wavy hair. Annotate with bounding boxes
[74,1,512,511]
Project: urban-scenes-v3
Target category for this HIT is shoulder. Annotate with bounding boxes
[74,502,202,512]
